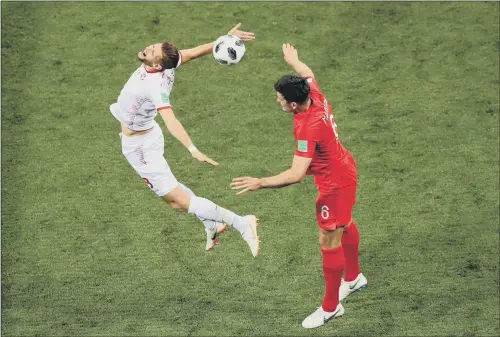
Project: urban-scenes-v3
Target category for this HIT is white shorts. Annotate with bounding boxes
[120,121,179,197]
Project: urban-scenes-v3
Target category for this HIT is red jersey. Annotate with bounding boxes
[293,77,357,193]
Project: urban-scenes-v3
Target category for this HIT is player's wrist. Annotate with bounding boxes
[188,144,198,153]
[258,178,266,188]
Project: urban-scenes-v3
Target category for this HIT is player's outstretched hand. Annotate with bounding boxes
[191,150,219,166]
[282,43,299,64]
[228,23,255,42]
[230,176,262,195]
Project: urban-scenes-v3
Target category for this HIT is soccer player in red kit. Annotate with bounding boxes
[231,43,367,329]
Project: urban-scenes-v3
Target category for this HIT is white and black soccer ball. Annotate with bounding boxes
[212,35,246,65]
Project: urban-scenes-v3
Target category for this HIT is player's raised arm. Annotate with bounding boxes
[179,23,255,66]
[282,43,315,78]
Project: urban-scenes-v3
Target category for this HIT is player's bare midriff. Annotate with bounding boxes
[120,123,153,137]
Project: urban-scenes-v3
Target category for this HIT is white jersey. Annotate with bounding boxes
[110,57,182,131]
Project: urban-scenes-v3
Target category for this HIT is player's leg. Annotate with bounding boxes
[302,193,347,329]
[120,122,221,234]
[339,220,367,301]
[161,185,260,257]
[342,220,360,281]
[319,227,346,313]
[178,183,227,251]
[338,185,367,301]
[301,227,346,329]
[162,185,248,232]
[121,124,259,256]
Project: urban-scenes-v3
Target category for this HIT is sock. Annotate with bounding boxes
[179,183,218,231]
[342,221,361,282]
[321,246,345,312]
[187,195,248,236]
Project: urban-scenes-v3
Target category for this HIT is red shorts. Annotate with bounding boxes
[315,184,357,230]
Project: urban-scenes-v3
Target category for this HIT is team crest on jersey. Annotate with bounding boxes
[297,140,308,152]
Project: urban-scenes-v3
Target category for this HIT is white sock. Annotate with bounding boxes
[179,183,217,231]
[188,195,248,235]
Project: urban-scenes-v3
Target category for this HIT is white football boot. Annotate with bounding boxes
[339,273,367,301]
[205,223,227,251]
[301,303,345,329]
[242,215,260,257]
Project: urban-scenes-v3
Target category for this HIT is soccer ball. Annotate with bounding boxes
[212,35,246,65]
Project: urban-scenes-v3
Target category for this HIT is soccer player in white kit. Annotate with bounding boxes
[110,24,259,256]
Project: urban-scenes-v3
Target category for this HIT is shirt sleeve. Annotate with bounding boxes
[304,76,322,97]
[295,123,319,158]
[175,53,182,69]
[150,79,172,111]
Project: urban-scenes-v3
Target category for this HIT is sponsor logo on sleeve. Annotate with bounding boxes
[297,140,308,152]
[161,92,170,104]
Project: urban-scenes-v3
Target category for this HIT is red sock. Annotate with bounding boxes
[342,221,360,282]
[321,245,345,312]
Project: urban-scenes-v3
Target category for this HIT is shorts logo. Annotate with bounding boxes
[297,140,308,152]
[161,92,170,104]
[134,145,147,165]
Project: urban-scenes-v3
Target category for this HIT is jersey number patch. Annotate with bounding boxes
[329,114,339,142]
[323,98,339,142]
[143,178,154,189]
[321,205,330,219]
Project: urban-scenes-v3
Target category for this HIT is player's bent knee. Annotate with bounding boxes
[319,227,344,249]
[166,200,183,211]
[165,199,190,212]
[162,185,191,212]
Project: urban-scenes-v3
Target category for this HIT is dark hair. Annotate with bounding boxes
[274,74,310,104]
[160,41,180,69]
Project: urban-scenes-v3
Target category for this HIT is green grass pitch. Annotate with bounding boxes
[1,2,499,336]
